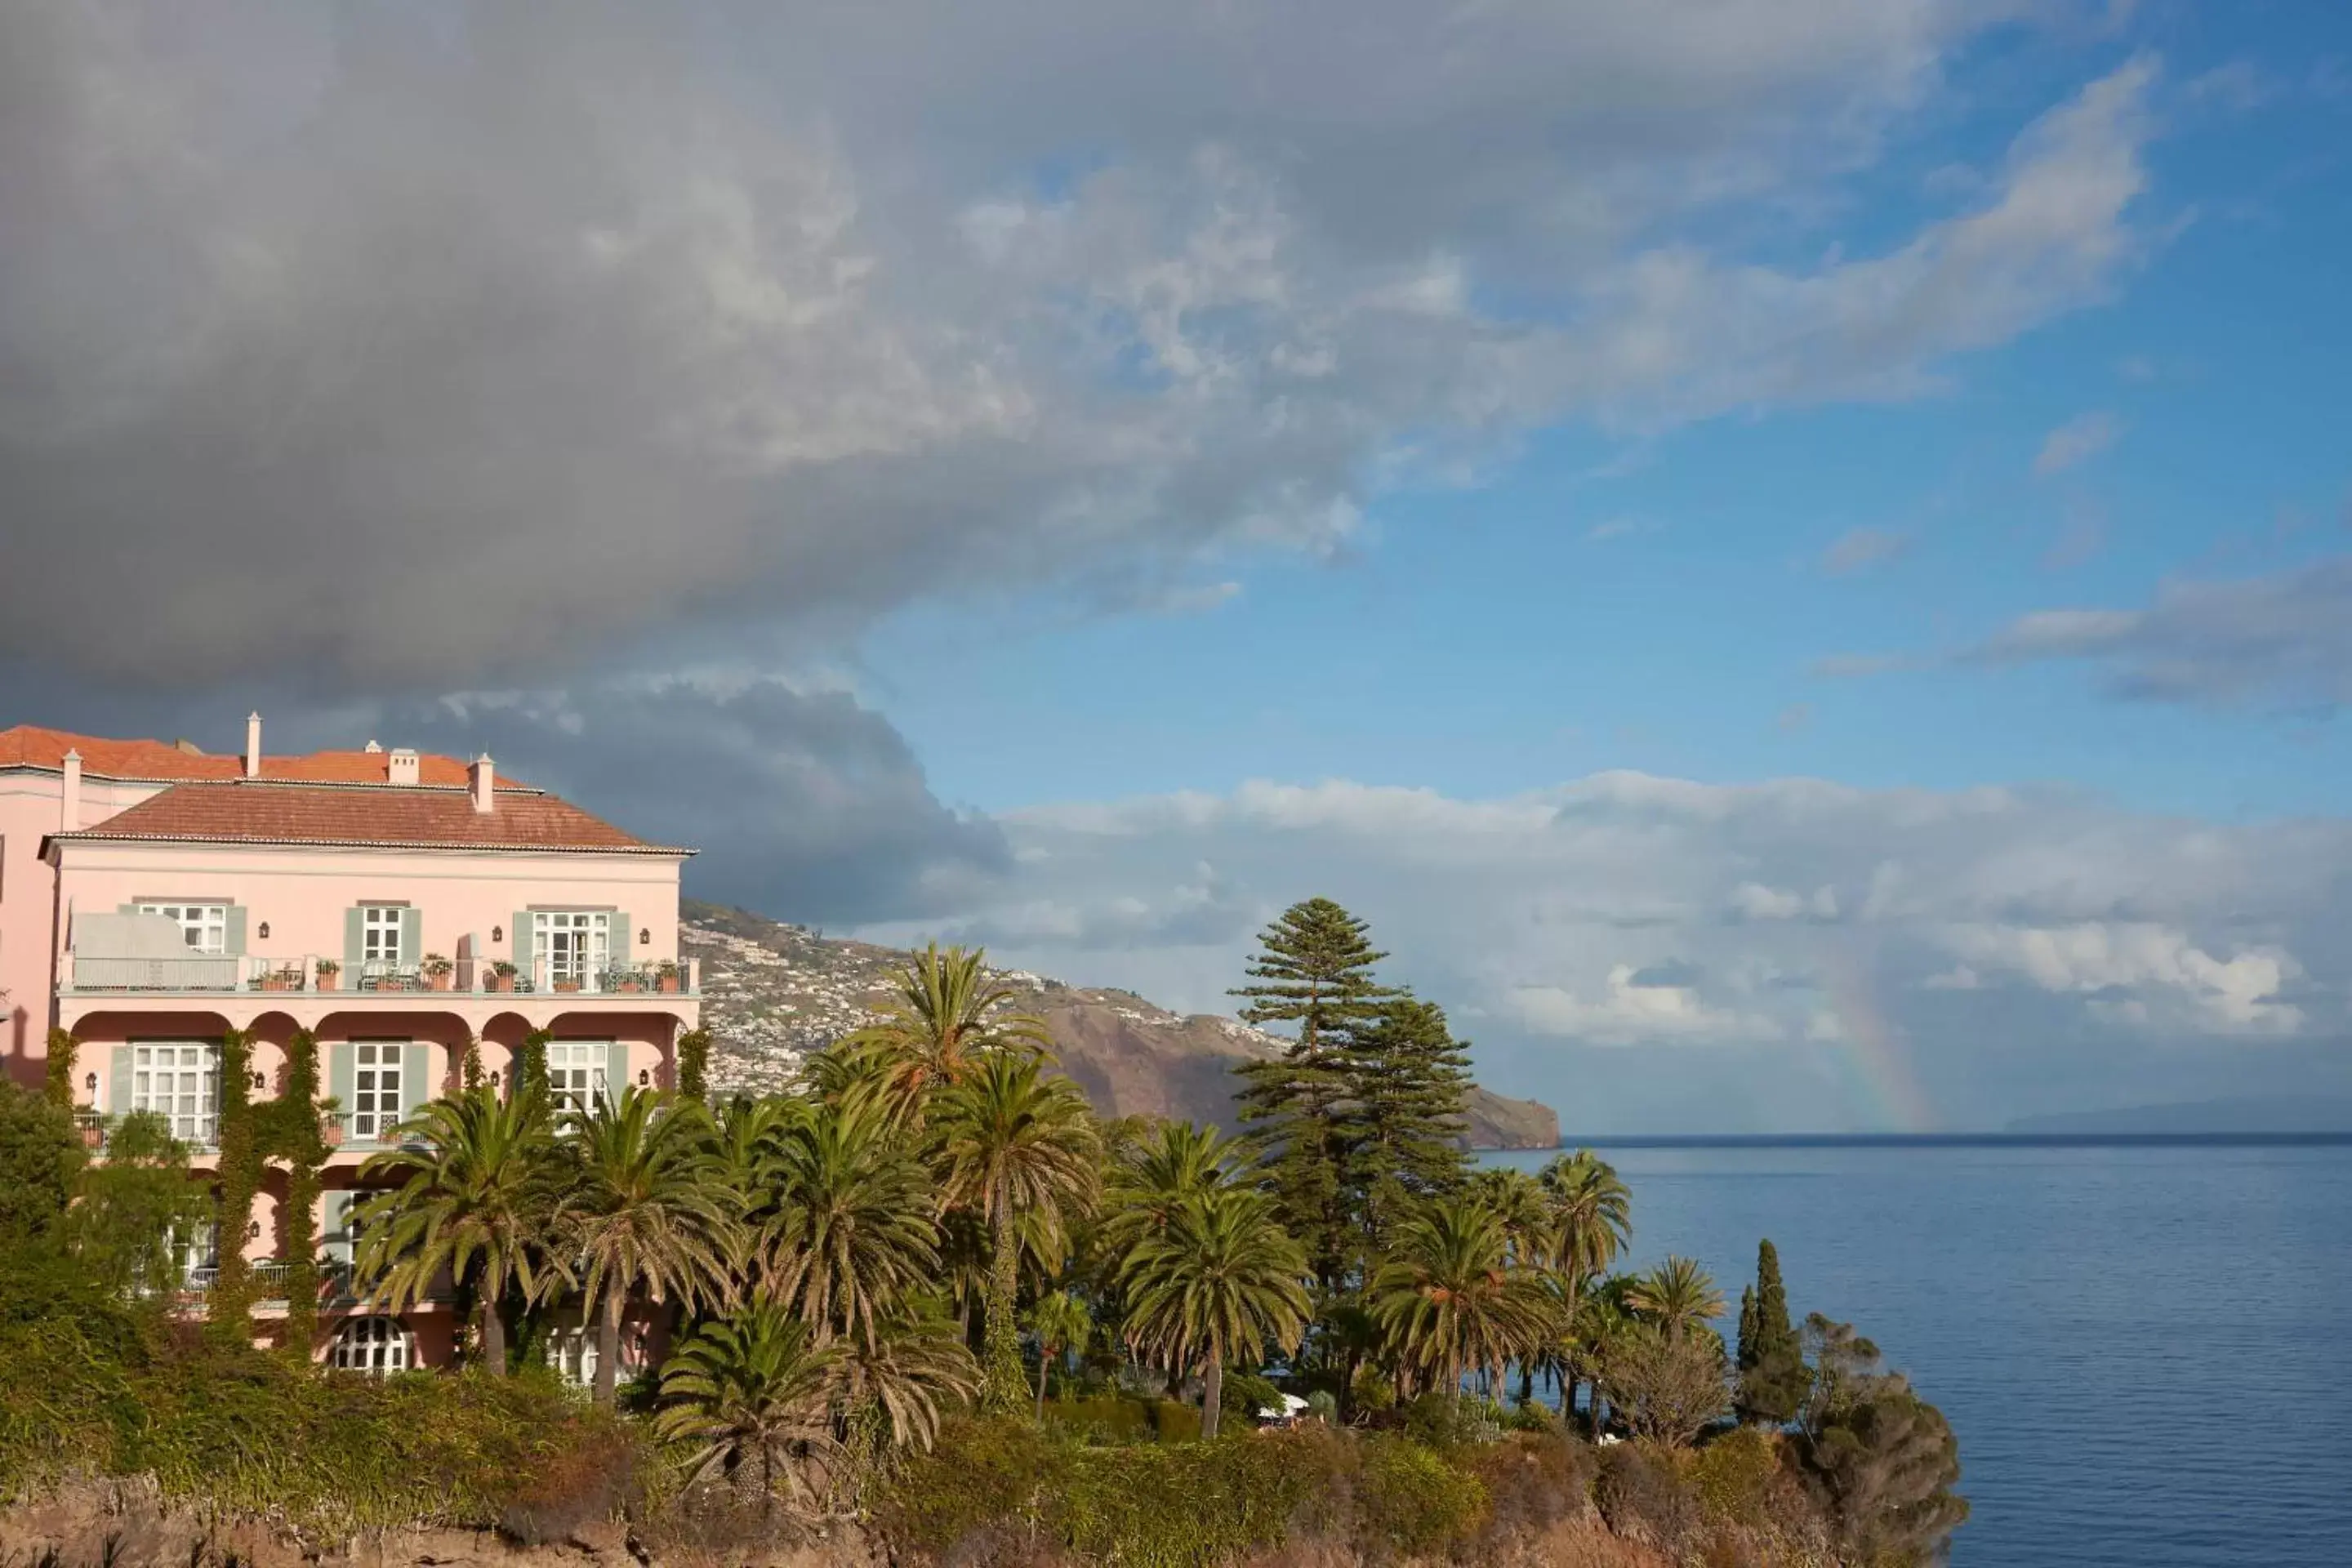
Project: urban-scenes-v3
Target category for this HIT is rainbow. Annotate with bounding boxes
[1816,942,1939,1133]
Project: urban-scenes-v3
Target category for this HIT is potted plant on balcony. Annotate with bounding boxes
[487,960,517,993]
[259,963,303,992]
[656,960,683,994]
[314,958,340,991]
[423,953,455,991]
[614,965,644,994]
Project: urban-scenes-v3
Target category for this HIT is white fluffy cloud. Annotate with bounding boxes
[859,771,2352,1128]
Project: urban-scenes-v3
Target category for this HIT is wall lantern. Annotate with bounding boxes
[250,1070,266,1089]
[488,1069,501,1088]
[638,1069,651,1087]
[85,1071,97,1092]
[256,920,270,940]
[492,924,503,942]
[247,1221,262,1241]
[639,927,651,947]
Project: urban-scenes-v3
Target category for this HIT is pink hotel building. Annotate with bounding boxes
[0,715,699,1374]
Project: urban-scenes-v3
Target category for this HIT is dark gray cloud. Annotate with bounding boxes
[0,669,1004,925]
[2,1,2158,692]
[1967,554,2352,708]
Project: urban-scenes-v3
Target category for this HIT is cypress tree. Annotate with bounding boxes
[1735,1237,1810,1425]
[1230,898,1399,1286]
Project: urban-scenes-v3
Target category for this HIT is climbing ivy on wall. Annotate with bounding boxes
[519,1030,550,1100]
[210,1029,257,1344]
[255,1029,330,1362]
[461,1036,485,1091]
[44,1027,78,1109]
[675,1028,711,1102]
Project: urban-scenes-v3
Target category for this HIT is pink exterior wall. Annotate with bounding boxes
[56,838,686,981]
[0,768,167,1086]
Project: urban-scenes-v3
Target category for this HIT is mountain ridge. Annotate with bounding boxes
[680,899,1559,1150]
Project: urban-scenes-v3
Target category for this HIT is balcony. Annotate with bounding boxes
[77,1107,220,1154]
[61,951,697,998]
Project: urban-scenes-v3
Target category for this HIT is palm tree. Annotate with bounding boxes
[1371,1195,1548,1406]
[1118,1185,1312,1441]
[657,1303,845,1509]
[933,1050,1102,1411]
[1028,1287,1094,1417]
[760,1097,941,1350]
[555,1088,739,1404]
[1472,1166,1557,1402]
[1538,1149,1633,1284]
[840,944,1054,1126]
[356,1085,565,1374]
[1628,1254,1726,1343]
[1100,1119,1238,1254]
[835,1307,981,1454]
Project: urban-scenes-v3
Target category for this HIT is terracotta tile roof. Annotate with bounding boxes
[0,725,517,786]
[52,781,688,855]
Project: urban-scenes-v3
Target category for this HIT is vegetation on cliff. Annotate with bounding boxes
[0,898,1962,1565]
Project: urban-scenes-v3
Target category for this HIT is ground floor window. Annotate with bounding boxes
[550,1325,600,1389]
[547,1041,609,1116]
[131,1041,218,1145]
[331,1315,412,1375]
[350,1040,405,1140]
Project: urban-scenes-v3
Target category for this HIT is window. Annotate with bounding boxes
[350,1042,405,1141]
[162,1223,217,1293]
[550,1326,600,1390]
[534,911,608,984]
[546,1041,608,1116]
[138,902,227,954]
[362,905,405,969]
[131,1042,218,1144]
[331,1316,412,1375]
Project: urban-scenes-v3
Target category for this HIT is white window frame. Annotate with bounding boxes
[350,1040,406,1142]
[550,1325,600,1390]
[331,1315,412,1375]
[138,902,227,954]
[131,1041,219,1145]
[534,911,609,985]
[361,905,405,969]
[164,1222,218,1292]
[546,1040,609,1117]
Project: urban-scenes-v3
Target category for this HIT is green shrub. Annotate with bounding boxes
[1220,1370,1284,1419]
[1353,1433,1486,1558]
[0,1250,635,1537]
[1690,1427,1780,1526]
[1401,1392,1506,1449]
[1459,1432,1591,1555]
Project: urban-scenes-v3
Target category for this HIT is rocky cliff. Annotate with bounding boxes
[682,902,1558,1151]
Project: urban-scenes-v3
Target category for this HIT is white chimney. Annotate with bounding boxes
[60,748,82,830]
[470,754,496,813]
[244,711,262,777]
[388,746,420,786]
[364,740,383,754]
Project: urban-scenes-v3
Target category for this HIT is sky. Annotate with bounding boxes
[4,0,2350,1132]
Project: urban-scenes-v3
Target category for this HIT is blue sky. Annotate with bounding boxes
[7,0,2350,1129]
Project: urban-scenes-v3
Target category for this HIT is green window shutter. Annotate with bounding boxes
[399,907,421,966]
[329,1042,354,1124]
[609,911,631,980]
[514,911,534,982]
[605,1041,630,1105]
[109,1044,133,1117]
[322,1190,353,1265]
[343,907,363,972]
[403,1043,430,1122]
[225,906,248,956]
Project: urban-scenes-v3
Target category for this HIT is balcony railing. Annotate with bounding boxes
[64,951,697,997]
[76,1107,220,1153]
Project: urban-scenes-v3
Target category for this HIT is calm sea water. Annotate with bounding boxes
[1481,1140,2352,1566]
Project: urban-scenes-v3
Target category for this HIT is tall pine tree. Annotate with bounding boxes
[1734,1237,1810,1425]
[1231,898,1399,1288]
[1331,996,1472,1265]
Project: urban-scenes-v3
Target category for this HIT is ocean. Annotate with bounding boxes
[1479,1138,2352,1566]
